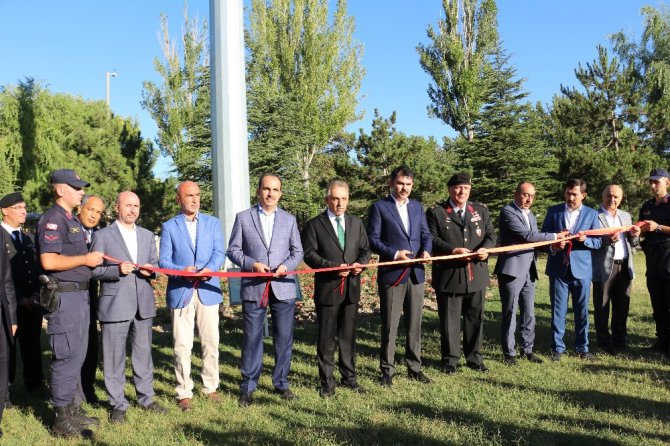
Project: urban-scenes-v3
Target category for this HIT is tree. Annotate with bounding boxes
[463,47,560,218]
[142,6,213,210]
[417,0,499,141]
[0,79,169,231]
[246,0,364,216]
[343,110,454,214]
[611,5,670,156]
[550,44,661,211]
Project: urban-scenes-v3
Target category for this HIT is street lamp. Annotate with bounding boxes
[105,71,117,107]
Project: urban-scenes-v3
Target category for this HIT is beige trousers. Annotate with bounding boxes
[171,291,220,399]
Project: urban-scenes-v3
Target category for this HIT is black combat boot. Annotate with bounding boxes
[68,401,100,427]
[52,406,81,438]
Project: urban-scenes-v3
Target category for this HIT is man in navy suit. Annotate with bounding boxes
[495,182,565,365]
[159,182,225,411]
[227,174,303,407]
[541,179,602,361]
[367,166,432,386]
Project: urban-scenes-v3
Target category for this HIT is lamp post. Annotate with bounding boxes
[105,71,117,107]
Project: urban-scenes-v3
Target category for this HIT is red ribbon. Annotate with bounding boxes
[100,221,646,285]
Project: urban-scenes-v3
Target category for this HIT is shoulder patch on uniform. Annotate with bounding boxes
[46,223,58,230]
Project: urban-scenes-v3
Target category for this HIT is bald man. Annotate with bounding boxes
[90,191,166,422]
[592,185,638,354]
[159,182,225,411]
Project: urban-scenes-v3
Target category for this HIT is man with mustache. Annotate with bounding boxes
[301,180,371,397]
[541,179,602,362]
[494,182,565,365]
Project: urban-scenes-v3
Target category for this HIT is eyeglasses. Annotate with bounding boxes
[7,204,27,211]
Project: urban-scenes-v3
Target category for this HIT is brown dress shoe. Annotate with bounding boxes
[178,398,192,412]
[206,392,220,402]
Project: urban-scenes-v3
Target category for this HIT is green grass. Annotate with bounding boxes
[3,254,670,445]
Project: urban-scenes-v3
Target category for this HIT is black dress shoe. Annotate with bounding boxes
[274,388,296,400]
[340,382,365,393]
[379,374,393,387]
[238,391,254,407]
[466,362,489,372]
[442,365,457,374]
[144,401,168,414]
[578,352,597,362]
[319,386,335,398]
[550,351,562,362]
[503,355,517,366]
[598,344,616,355]
[525,353,544,363]
[408,370,432,383]
[110,408,126,424]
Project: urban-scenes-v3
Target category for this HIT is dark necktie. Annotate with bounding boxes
[456,209,464,223]
[11,230,21,250]
[335,217,345,249]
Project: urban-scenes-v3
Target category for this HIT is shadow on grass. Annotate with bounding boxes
[389,401,627,446]
[475,375,670,423]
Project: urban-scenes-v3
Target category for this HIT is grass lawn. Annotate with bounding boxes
[2,254,670,445]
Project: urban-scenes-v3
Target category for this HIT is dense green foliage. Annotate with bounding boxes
[0,79,172,231]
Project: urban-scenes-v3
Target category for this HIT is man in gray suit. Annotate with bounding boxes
[495,182,565,365]
[227,174,303,407]
[592,185,638,354]
[90,191,167,423]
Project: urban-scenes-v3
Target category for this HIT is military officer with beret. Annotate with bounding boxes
[631,168,670,354]
[426,173,496,373]
[37,169,107,438]
[0,192,45,395]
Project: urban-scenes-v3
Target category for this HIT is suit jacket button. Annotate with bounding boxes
[464,238,468,242]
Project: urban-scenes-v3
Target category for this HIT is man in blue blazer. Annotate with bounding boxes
[495,182,565,365]
[159,182,225,411]
[367,166,432,386]
[227,174,303,407]
[541,179,602,361]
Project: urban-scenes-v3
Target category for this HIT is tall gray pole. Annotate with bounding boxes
[210,0,250,247]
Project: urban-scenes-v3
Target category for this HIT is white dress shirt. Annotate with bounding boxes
[184,212,198,247]
[258,204,276,246]
[393,195,410,233]
[602,208,628,260]
[326,209,345,233]
[117,222,138,264]
[564,204,582,233]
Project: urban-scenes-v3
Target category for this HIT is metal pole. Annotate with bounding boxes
[209,0,250,246]
[105,71,116,107]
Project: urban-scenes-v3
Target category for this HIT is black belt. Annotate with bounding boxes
[56,281,89,292]
[613,259,627,265]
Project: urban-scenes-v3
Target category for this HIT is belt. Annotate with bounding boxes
[56,281,89,292]
[613,259,627,265]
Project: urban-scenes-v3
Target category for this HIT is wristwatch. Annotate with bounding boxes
[656,225,663,233]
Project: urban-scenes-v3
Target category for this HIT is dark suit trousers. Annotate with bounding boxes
[0,310,10,421]
[593,262,631,347]
[437,291,484,366]
[316,297,358,389]
[81,284,99,402]
[499,273,537,356]
[645,247,670,346]
[379,281,424,376]
[13,303,44,389]
[240,290,295,393]
[101,315,155,411]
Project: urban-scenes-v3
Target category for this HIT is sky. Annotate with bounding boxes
[0,1,659,177]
